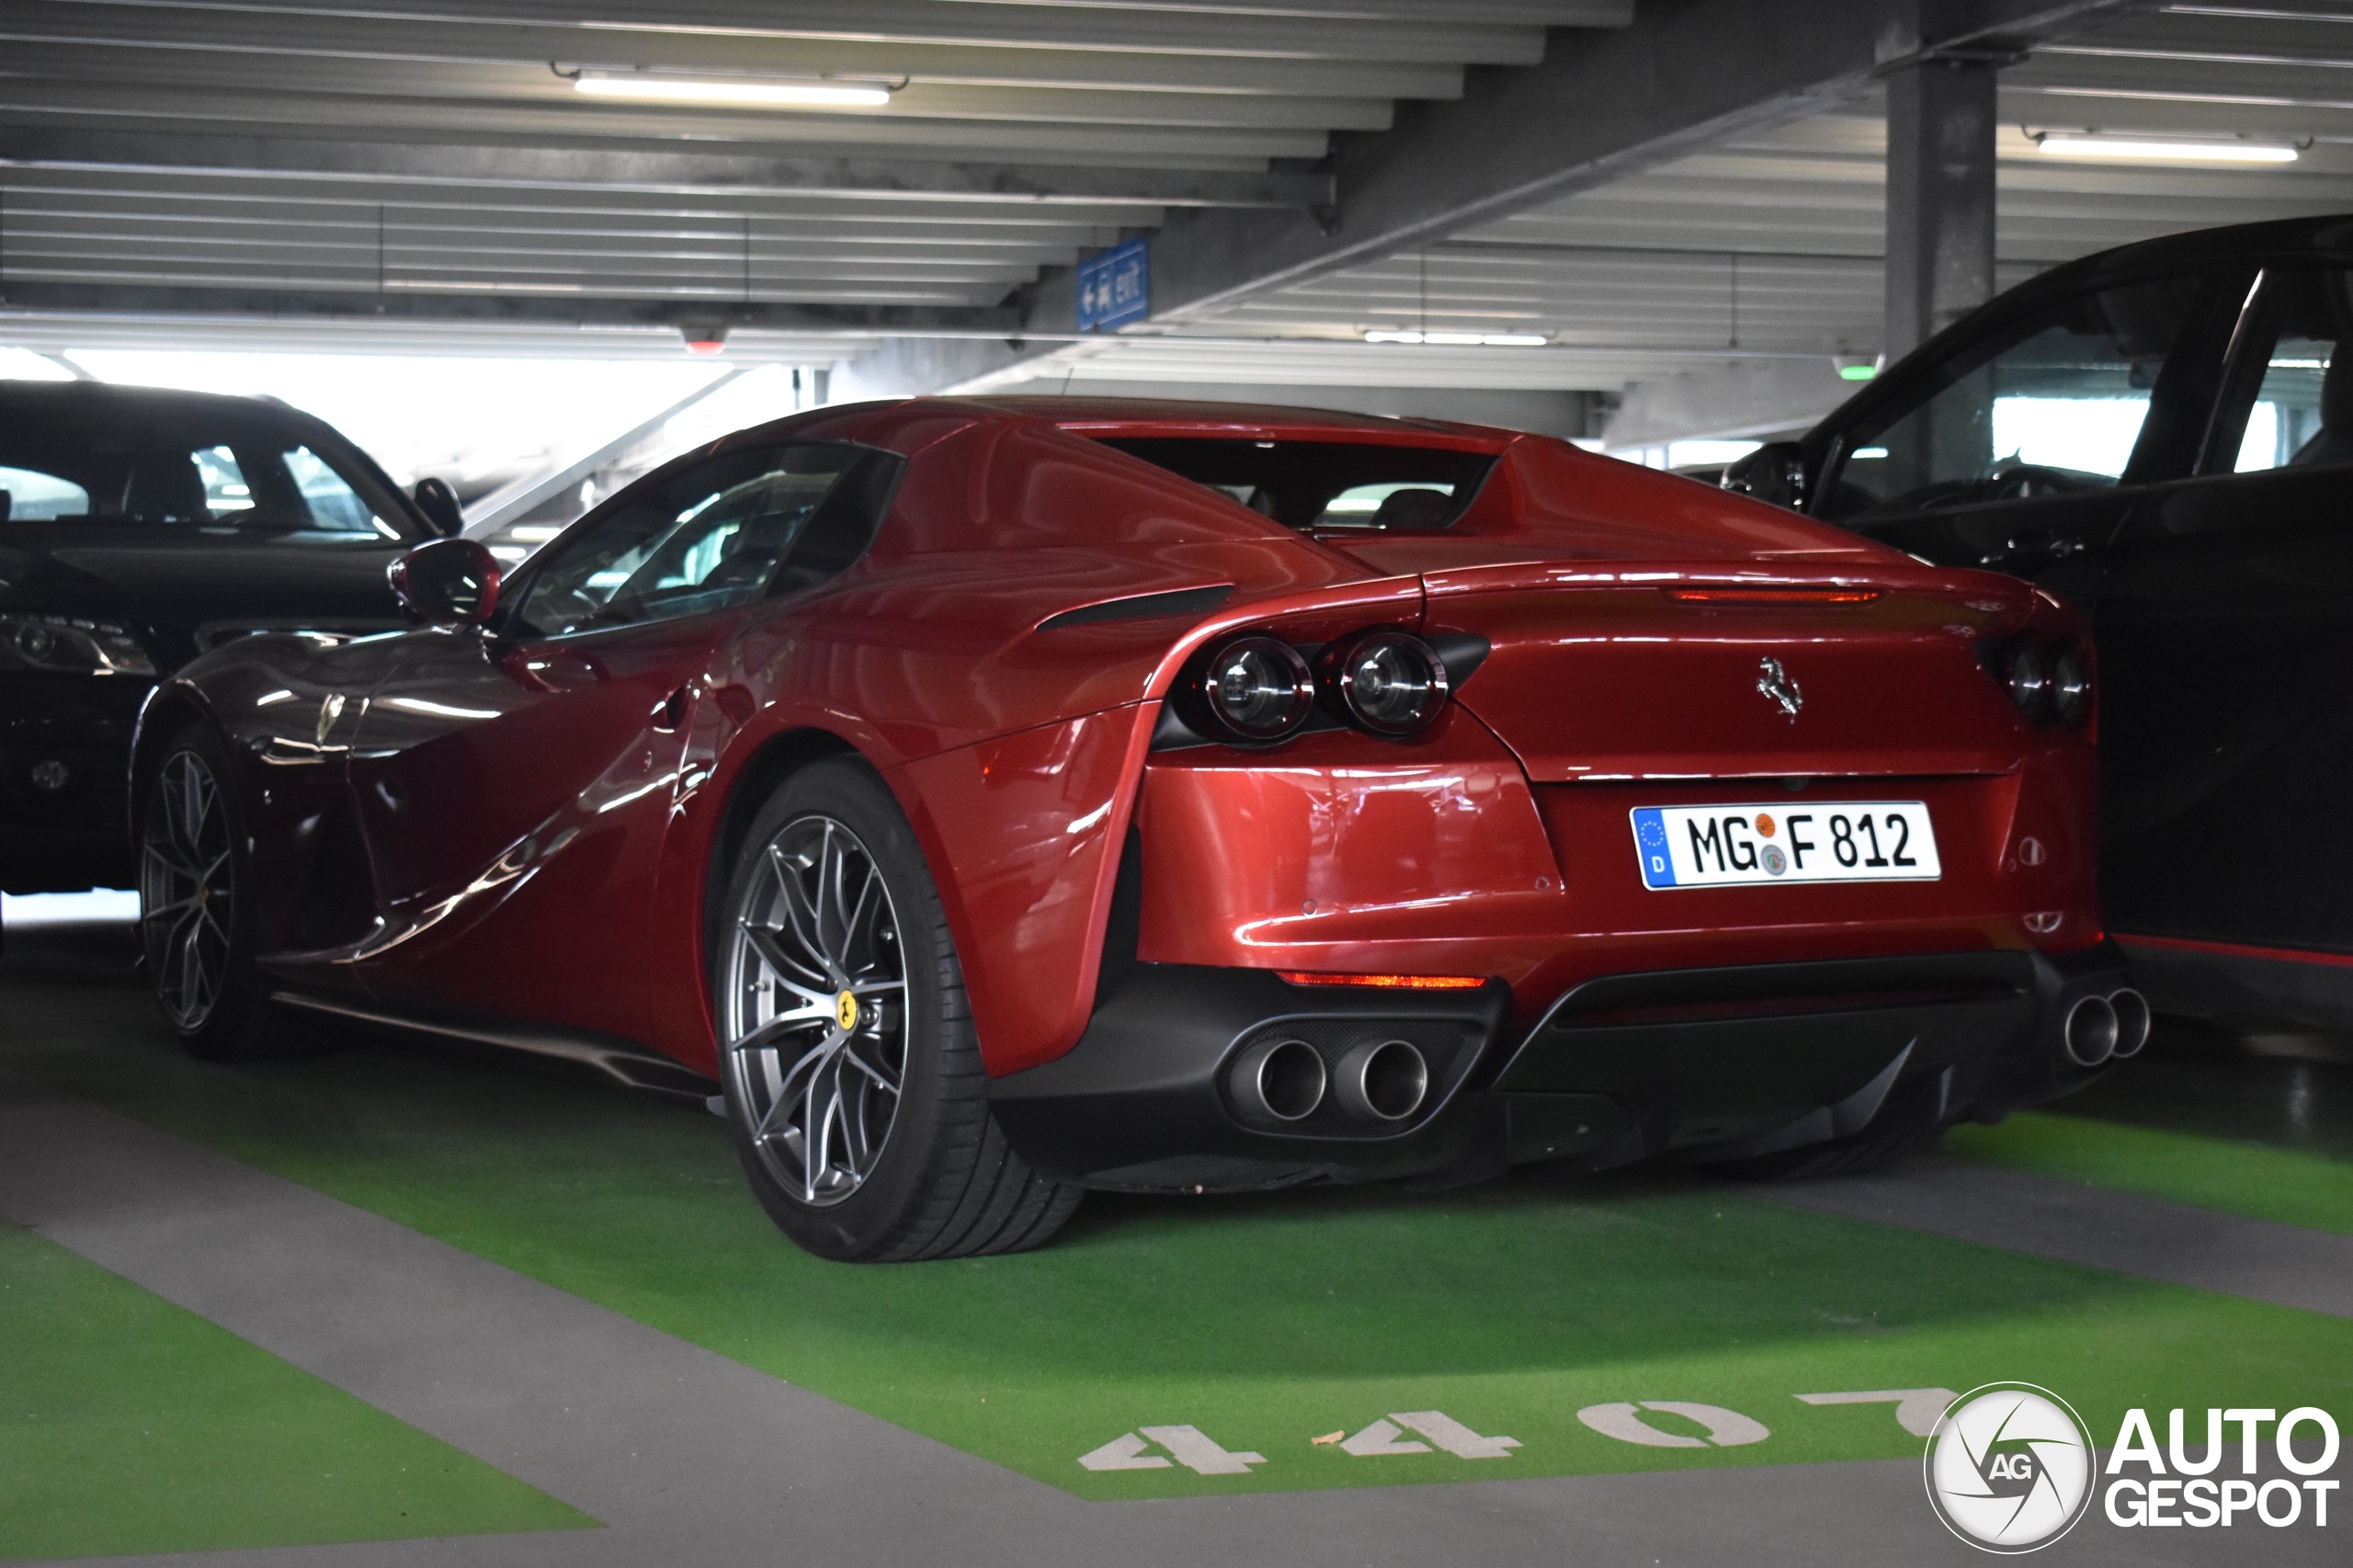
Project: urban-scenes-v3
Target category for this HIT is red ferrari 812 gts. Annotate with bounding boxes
[132,398,2141,1261]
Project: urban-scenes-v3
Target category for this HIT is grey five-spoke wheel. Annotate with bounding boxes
[138,723,281,1059]
[722,814,909,1208]
[713,758,1081,1262]
[141,745,235,1032]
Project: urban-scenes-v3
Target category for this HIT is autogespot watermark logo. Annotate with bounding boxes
[1925,1383,2097,1552]
[1926,1386,2343,1552]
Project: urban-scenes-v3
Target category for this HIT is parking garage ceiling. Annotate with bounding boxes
[5,1,2353,416]
[0,0,1633,362]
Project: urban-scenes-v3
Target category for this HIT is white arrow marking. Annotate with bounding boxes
[1339,1419,1432,1457]
[1138,1425,1266,1476]
[1078,1432,1173,1471]
[1394,1411,1521,1460]
[1796,1388,1959,1438]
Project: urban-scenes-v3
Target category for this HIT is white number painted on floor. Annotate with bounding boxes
[1079,1426,1266,1476]
[1337,1412,1519,1460]
[1339,1419,1429,1457]
[1795,1388,1959,1438]
[1576,1402,1770,1449]
[1077,1433,1171,1471]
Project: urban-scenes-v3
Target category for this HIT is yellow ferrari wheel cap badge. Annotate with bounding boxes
[835,991,859,1031]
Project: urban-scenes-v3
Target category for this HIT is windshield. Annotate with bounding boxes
[1096,437,1495,532]
[0,395,415,540]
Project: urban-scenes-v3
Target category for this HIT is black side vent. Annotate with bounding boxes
[1038,585,1233,632]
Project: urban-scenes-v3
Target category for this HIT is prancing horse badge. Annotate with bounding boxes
[1756,655,1802,720]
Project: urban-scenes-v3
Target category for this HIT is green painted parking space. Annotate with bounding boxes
[1947,1110,2353,1236]
[8,1010,2348,1503]
[0,1221,595,1563]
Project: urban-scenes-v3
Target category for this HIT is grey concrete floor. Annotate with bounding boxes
[2,915,2347,1568]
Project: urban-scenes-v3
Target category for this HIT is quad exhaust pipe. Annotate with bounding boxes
[1228,1036,1430,1125]
[1229,1037,1328,1122]
[1334,1040,1430,1122]
[2063,987,2150,1067]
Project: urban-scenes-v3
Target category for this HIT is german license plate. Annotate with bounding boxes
[1631,802,1940,889]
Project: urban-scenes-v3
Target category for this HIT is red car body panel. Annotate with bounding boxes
[147,396,2117,1153]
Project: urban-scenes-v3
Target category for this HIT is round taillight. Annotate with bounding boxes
[1324,630,1450,736]
[1192,634,1315,744]
[2005,641,2052,723]
[2050,640,2092,727]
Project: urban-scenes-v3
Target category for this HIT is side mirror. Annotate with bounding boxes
[1722,441,1809,510]
[389,538,501,626]
[412,475,465,538]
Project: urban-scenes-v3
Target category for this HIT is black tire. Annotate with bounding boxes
[711,757,1081,1262]
[137,722,290,1060]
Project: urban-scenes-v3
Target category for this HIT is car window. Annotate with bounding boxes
[284,445,386,532]
[0,464,90,521]
[1313,480,1461,529]
[193,445,253,518]
[2214,267,2353,473]
[1818,272,2208,521]
[511,442,897,638]
[0,403,413,539]
[1097,437,1495,532]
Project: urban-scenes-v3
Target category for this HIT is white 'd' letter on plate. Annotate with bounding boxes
[1631,802,1939,889]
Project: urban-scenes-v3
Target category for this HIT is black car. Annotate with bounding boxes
[1,381,461,899]
[1726,214,2353,1035]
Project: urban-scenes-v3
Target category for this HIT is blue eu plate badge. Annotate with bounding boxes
[1635,810,1674,889]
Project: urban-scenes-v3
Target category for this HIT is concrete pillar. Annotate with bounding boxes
[1884,56,1997,363]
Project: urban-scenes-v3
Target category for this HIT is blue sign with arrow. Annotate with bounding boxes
[1076,237,1149,332]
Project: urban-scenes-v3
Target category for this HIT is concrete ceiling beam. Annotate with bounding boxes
[0,128,1330,211]
[27,0,1580,66]
[0,281,1021,334]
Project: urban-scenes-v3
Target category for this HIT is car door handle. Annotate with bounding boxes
[652,684,690,733]
[503,645,606,692]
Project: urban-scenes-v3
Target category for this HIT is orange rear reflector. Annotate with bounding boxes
[1662,585,1882,605]
[1276,971,1486,990]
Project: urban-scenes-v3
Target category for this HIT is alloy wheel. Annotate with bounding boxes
[722,814,909,1208]
[140,748,235,1031]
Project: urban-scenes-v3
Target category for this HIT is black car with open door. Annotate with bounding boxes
[1727,214,2353,1035]
[0,381,463,904]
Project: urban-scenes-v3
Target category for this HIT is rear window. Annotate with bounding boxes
[1096,437,1495,532]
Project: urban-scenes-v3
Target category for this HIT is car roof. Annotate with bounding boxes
[730,394,1525,456]
[2002,213,2353,309]
[0,378,342,437]
[977,395,1511,445]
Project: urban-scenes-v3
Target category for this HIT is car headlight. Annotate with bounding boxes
[1186,633,1316,744]
[0,614,156,676]
[1320,629,1451,737]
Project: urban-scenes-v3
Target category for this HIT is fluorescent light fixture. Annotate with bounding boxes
[2035,134,2297,165]
[573,73,894,108]
[1363,329,1550,347]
